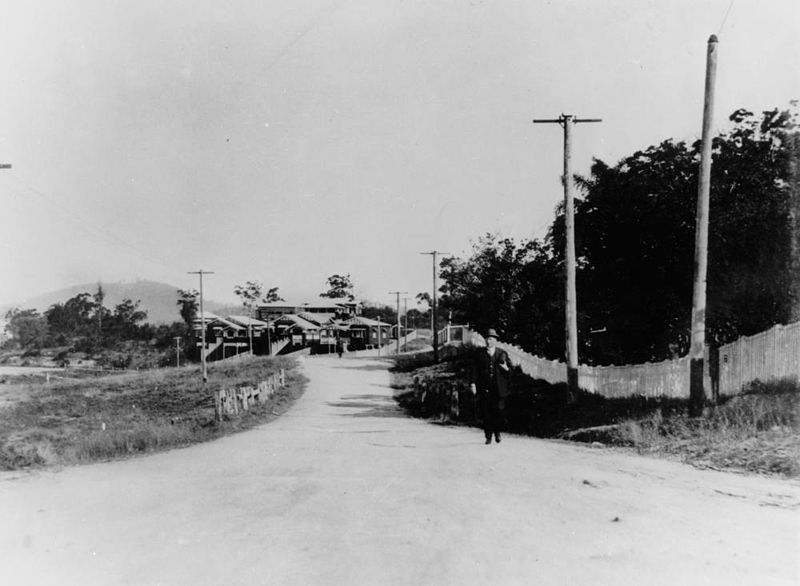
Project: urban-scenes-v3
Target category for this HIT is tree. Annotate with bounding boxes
[415,292,432,308]
[107,298,148,341]
[265,287,284,303]
[360,303,397,324]
[3,308,49,350]
[45,292,97,345]
[569,105,799,363]
[234,281,264,311]
[320,274,355,301]
[234,281,264,353]
[93,283,107,336]
[176,289,199,328]
[439,234,554,350]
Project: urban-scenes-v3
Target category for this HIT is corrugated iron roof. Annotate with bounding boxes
[273,314,321,330]
[227,315,271,328]
[257,299,351,310]
[297,312,336,325]
[342,316,390,327]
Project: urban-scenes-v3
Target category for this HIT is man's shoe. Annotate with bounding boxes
[495,434,501,443]
[485,437,492,445]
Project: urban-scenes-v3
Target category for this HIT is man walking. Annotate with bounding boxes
[471,328,511,444]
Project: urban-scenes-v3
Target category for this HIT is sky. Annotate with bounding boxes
[1,0,798,308]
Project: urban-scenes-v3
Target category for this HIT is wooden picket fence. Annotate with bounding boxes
[718,321,800,395]
[441,323,800,399]
[412,375,470,421]
[214,369,285,421]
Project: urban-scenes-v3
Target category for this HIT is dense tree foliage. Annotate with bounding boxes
[176,289,198,328]
[264,287,284,303]
[234,281,264,315]
[4,293,152,354]
[320,274,355,301]
[3,308,49,350]
[360,303,398,324]
[439,106,799,365]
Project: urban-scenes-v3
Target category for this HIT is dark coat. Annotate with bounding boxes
[473,346,511,398]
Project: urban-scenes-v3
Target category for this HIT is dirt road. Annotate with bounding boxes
[1,356,798,585]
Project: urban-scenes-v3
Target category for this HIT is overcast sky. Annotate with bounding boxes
[1,0,798,307]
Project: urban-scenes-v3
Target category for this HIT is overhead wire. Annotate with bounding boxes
[1,0,348,285]
[718,0,735,36]
[5,172,186,275]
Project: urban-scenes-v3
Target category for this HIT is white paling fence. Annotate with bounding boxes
[719,321,800,395]
[449,327,577,387]
[213,369,285,421]
[441,323,799,399]
[577,356,695,399]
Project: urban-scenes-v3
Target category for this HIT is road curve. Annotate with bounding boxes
[1,356,798,585]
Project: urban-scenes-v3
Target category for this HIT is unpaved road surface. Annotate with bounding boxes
[1,356,798,585]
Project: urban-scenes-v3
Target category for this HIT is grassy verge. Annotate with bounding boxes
[610,379,799,476]
[390,351,800,477]
[0,356,307,470]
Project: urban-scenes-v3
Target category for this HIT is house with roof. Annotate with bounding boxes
[193,312,281,360]
[271,314,322,349]
[192,311,248,361]
[191,300,394,361]
[256,299,361,322]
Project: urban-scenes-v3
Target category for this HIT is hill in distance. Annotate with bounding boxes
[3,280,240,324]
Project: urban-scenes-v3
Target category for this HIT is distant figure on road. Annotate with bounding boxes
[471,328,510,444]
[335,338,344,359]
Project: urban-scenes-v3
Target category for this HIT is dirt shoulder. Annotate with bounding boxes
[390,350,800,478]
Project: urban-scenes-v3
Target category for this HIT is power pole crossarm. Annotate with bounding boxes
[533,114,602,402]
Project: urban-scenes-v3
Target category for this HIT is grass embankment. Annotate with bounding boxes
[390,351,800,477]
[610,380,799,476]
[0,356,306,470]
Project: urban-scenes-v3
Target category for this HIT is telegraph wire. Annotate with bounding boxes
[718,0,735,36]
[6,172,186,276]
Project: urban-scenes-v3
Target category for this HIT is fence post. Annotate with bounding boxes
[214,389,222,422]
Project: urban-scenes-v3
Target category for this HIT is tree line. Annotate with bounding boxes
[439,106,800,366]
[1,285,184,367]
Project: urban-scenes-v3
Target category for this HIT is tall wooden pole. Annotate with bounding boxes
[689,35,719,417]
[389,291,408,354]
[533,115,601,402]
[421,251,448,362]
[562,117,579,401]
[188,270,214,384]
[174,336,181,367]
[377,315,381,356]
[403,297,409,343]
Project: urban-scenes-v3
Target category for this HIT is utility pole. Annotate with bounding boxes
[689,35,719,417]
[420,251,449,362]
[403,297,409,343]
[377,314,381,356]
[174,336,182,367]
[389,291,408,354]
[188,270,214,384]
[533,114,601,402]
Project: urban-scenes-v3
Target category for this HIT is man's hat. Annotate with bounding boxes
[486,328,499,339]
